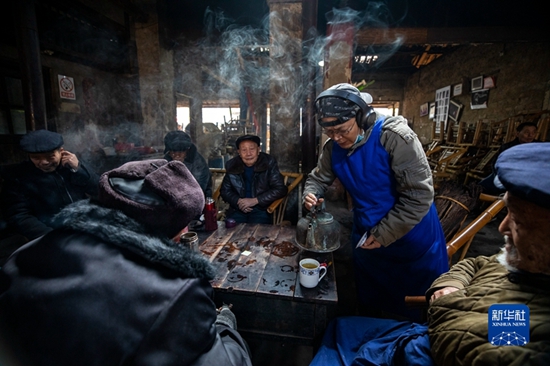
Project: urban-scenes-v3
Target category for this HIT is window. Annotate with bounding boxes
[434,86,451,141]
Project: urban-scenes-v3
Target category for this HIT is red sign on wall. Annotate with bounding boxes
[58,75,76,100]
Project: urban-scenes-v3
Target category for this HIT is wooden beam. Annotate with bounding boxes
[357,27,550,46]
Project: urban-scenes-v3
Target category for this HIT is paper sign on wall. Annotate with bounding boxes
[58,75,76,100]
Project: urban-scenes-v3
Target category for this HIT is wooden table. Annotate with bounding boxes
[198,223,338,347]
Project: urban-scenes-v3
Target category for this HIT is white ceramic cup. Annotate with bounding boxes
[299,258,327,288]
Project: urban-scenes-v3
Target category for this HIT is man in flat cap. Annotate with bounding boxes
[310,142,550,366]
[1,130,99,244]
[220,134,287,224]
[0,159,252,365]
[163,130,212,197]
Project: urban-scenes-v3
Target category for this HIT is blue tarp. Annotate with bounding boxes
[310,317,434,366]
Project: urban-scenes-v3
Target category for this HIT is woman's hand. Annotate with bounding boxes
[304,193,324,211]
[356,234,381,249]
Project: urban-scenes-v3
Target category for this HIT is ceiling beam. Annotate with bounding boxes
[356,27,550,47]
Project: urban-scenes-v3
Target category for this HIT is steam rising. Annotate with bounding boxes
[172,3,406,168]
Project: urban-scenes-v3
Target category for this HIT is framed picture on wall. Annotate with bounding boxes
[471,89,489,109]
[429,102,436,119]
[471,76,483,91]
[420,102,429,117]
[453,83,463,96]
[448,100,463,121]
[483,76,496,89]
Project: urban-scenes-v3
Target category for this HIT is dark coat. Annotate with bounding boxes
[1,160,99,240]
[0,200,251,366]
[220,152,287,210]
[164,144,212,197]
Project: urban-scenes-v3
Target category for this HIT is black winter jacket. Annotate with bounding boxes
[220,152,287,210]
[0,200,251,366]
[1,160,99,240]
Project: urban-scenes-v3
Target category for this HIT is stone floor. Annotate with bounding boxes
[245,198,508,366]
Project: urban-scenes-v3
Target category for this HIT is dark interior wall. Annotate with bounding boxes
[40,54,142,148]
[0,0,142,165]
[0,48,141,165]
[402,42,550,144]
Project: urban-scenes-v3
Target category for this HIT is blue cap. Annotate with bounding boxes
[20,130,64,153]
[494,142,550,209]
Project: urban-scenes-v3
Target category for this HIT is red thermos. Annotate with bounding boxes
[204,197,218,231]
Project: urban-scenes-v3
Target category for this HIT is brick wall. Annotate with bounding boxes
[402,42,550,144]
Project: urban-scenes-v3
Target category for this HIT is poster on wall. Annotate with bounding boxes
[429,102,436,119]
[58,75,76,100]
[471,89,489,109]
[420,102,429,116]
[453,83,463,96]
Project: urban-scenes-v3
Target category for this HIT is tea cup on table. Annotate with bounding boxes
[299,258,327,288]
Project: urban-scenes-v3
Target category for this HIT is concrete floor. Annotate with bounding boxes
[244,198,507,366]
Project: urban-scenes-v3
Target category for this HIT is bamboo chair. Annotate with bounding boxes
[405,193,505,308]
[463,148,499,185]
[211,169,303,225]
[431,146,469,187]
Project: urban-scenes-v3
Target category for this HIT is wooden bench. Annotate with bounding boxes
[210,169,304,225]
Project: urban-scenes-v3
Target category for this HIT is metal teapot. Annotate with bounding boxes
[295,201,340,252]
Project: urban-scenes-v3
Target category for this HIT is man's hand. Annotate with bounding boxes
[430,286,460,303]
[304,193,324,211]
[61,151,79,171]
[237,198,258,213]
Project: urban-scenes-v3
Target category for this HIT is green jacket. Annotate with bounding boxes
[427,254,550,366]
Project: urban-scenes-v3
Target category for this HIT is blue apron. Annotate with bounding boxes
[332,117,448,319]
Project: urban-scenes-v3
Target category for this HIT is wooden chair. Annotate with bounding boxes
[462,147,499,185]
[431,146,469,187]
[405,193,505,308]
[210,169,304,225]
[446,193,505,263]
[488,118,512,147]
[536,111,549,141]
[455,120,479,146]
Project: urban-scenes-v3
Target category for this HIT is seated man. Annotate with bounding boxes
[1,129,99,241]
[479,121,541,195]
[311,142,550,366]
[220,135,287,224]
[163,130,212,197]
[0,159,252,366]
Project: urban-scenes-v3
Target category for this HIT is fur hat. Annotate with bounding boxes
[164,131,193,153]
[20,130,64,153]
[494,142,550,210]
[98,159,205,238]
